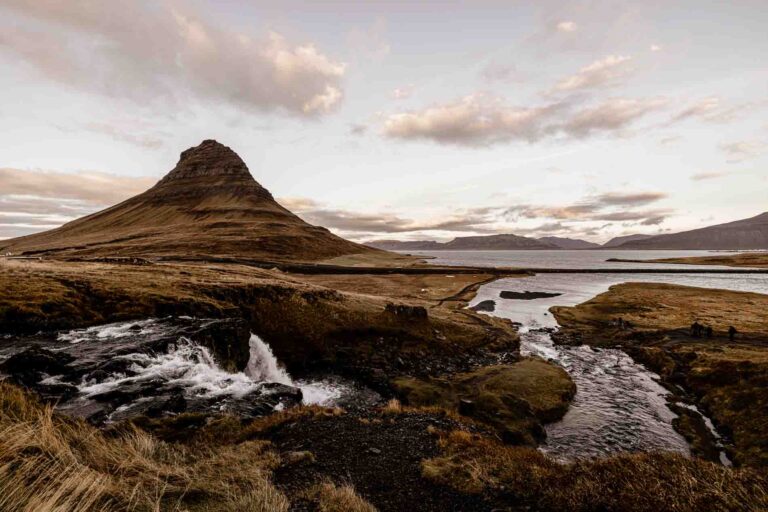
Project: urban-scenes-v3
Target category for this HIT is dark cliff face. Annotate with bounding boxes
[148,140,274,203]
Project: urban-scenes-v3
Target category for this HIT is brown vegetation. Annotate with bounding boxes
[552,282,768,467]
[648,252,768,268]
[423,429,768,512]
[393,359,575,444]
[0,382,289,512]
[0,259,518,387]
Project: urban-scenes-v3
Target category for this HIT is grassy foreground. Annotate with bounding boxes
[552,282,768,467]
[423,429,768,512]
[2,383,767,512]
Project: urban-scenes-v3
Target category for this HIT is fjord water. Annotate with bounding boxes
[410,249,750,269]
[457,250,768,460]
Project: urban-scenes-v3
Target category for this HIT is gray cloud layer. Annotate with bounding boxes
[0,168,155,238]
[0,0,345,116]
[280,188,670,241]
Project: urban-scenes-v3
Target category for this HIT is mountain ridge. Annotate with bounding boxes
[617,212,768,250]
[366,234,559,251]
[0,140,374,262]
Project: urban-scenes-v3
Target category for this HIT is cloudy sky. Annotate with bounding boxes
[1,0,766,243]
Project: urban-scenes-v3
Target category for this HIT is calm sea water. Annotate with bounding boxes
[404,249,751,270]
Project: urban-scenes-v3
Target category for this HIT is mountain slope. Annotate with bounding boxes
[365,240,442,251]
[538,236,600,249]
[0,140,375,262]
[366,234,559,250]
[443,234,558,250]
[618,212,768,250]
[602,234,654,248]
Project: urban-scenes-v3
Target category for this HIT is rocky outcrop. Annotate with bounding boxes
[393,360,575,445]
[500,290,561,300]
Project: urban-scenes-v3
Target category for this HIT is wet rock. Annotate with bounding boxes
[500,291,562,300]
[222,384,303,418]
[469,300,496,313]
[90,378,165,406]
[0,345,75,386]
[187,318,251,372]
[36,382,79,403]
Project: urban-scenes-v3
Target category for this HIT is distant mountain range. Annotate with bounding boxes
[601,234,654,248]
[367,212,768,251]
[537,236,601,249]
[617,212,768,250]
[366,234,559,251]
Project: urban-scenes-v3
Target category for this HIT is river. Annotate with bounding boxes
[458,253,767,461]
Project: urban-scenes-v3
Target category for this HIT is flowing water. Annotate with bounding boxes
[451,251,768,461]
[0,317,373,422]
[406,249,755,270]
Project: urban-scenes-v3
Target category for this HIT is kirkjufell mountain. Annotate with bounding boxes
[0,140,375,261]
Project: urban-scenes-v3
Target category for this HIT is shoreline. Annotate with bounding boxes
[550,282,768,468]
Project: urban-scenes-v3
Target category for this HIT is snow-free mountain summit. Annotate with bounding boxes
[0,140,375,262]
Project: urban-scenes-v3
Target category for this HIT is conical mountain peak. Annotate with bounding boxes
[156,139,253,185]
[0,140,372,261]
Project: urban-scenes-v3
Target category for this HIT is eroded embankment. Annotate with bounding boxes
[551,282,768,468]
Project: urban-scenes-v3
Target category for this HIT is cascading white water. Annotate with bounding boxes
[245,334,293,385]
[72,328,347,407]
[245,333,348,405]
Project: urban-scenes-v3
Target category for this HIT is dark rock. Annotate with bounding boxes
[187,318,252,372]
[500,291,562,300]
[0,345,75,386]
[90,379,165,405]
[36,383,79,403]
[458,398,476,416]
[469,300,496,313]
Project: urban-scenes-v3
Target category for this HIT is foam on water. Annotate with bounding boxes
[78,337,259,398]
[58,319,161,344]
[75,332,346,406]
[245,334,293,385]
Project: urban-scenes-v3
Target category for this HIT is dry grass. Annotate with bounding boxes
[424,430,768,512]
[645,252,768,268]
[552,282,768,468]
[0,383,288,512]
[551,282,768,337]
[304,481,378,512]
[393,360,575,443]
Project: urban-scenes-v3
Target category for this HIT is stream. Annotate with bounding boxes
[469,272,768,462]
[0,317,378,424]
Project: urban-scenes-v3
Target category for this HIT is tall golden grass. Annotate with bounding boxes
[0,383,288,511]
[423,429,768,512]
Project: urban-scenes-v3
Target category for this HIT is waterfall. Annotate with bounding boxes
[245,334,294,385]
